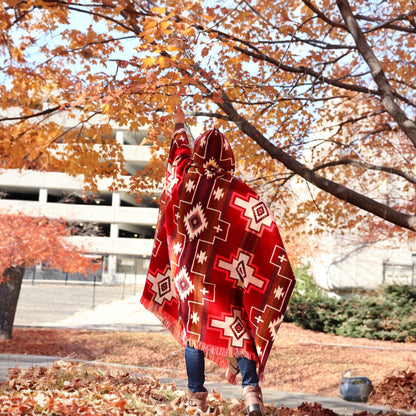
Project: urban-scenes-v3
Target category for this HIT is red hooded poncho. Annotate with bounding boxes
[140,127,296,382]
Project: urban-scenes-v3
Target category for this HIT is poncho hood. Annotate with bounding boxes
[192,128,235,175]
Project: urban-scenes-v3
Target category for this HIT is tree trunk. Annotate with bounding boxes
[0,267,25,340]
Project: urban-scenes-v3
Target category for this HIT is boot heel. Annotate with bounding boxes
[247,404,263,416]
[186,390,209,414]
[243,386,264,416]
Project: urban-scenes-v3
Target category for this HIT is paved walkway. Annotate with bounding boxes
[1,282,414,415]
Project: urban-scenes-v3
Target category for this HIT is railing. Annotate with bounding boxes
[382,256,416,286]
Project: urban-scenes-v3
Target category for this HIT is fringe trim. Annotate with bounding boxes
[226,368,237,385]
[141,297,264,385]
[142,305,273,385]
[140,298,183,341]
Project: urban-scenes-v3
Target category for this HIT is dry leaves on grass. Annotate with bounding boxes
[0,361,404,416]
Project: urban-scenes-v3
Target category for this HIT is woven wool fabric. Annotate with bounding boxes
[140,127,296,383]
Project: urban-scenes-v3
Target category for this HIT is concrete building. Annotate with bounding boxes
[0,128,159,284]
[311,233,416,291]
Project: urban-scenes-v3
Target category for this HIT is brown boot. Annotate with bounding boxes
[186,390,209,414]
[243,385,265,416]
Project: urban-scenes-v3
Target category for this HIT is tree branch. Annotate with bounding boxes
[230,42,378,95]
[173,36,416,231]
[198,79,416,230]
[188,16,416,110]
[0,106,62,122]
[356,10,416,34]
[336,0,416,148]
[301,0,346,29]
[192,111,231,121]
[235,117,416,231]
[195,22,379,95]
[312,158,416,185]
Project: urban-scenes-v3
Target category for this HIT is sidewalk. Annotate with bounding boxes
[1,283,414,415]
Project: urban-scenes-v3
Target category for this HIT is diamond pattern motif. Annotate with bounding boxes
[174,266,194,300]
[184,203,208,240]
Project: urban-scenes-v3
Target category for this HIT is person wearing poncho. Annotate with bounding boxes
[140,109,296,414]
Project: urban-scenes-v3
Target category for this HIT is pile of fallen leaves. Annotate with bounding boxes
[0,361,403,416]
[2,324,416,414]
[368,369,416,411]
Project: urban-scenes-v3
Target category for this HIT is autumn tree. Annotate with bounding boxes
[0,214,98,339]
[1,0,415,251]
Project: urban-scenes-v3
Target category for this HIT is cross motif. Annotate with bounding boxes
[200,287,209,296]
[211,308,250,348]
[185,179,196,193]
[278,254,287,263]
[234,195,273,233]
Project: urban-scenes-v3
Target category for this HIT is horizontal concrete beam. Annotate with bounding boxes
[0,168,161,195]
[50,143,152,166]
[0,200,158,226]
[67,236,154,256]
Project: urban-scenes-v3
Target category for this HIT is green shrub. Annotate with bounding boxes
[285,267,416,342]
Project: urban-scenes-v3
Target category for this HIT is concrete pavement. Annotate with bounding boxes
[1,282,414,415]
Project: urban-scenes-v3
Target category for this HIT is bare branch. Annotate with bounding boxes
[312,158,416,185]
[230,42,378,95]
[301,0,346,29]
[356,10,416,34]
[254,37,355,51]
[192,111,231,121]
[0,106,62,122]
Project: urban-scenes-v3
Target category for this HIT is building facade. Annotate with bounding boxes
[0,128,159,284]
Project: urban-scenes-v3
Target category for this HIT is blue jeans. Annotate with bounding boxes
[185,345,259,393]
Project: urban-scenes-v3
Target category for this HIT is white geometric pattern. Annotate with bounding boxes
[196,250,207,264]
[187,281,216,337]
[185,179,196,193]
[217,250,264,290]
[270,245,288,267]
[173,242,182,256]
[234,195,273,232]
[184,203,208,241]
[274,285,286,299]
[165,170,179,195]
[211,308,250,348]
[174,266,194,300]
[268,315,284,341]
[203,157,219,170]
[147,268,175,305]
[213,186,225,201]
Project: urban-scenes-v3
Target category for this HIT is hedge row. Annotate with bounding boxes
[285,267,416,342]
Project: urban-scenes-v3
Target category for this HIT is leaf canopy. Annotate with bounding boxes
[1,0,415,257]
